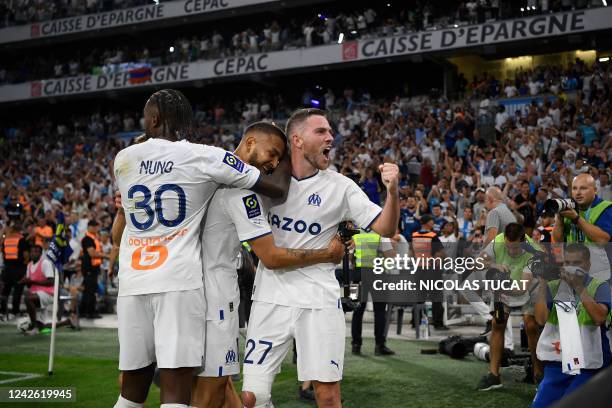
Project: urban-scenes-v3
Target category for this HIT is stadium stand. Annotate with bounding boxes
[1,0,612,406]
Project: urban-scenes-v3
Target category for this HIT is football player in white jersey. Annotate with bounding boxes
[193,121,345,408]
[112,90,290,408]
[241,108,400,408]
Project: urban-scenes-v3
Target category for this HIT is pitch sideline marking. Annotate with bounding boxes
[0,371,43,385]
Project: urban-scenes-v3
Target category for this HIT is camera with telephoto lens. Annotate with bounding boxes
[338,221,361,311]
[544,198,577,214]
[523,243,560,280]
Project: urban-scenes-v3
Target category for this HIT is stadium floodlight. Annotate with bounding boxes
[351,30,357,34]
[387,3,391,7]
[599,57,610,62]
[338,33,344,44]
[169,46,175,52]
[520,7,524,12]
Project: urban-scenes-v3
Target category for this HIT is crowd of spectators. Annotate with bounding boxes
[0,0,601,29]
[1,57,611,320]
[0,0,160,28]
[1,1,608,85]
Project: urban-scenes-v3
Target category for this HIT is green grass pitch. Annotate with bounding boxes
[0,326,534,407]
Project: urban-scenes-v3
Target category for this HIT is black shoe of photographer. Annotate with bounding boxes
[375,344,395,356]
[477,373,502,391]
[352,344,362,355]
[298,386,316,403]
[480,320,492,336]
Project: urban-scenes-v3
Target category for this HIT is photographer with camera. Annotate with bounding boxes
[532,243,611,408]
[551,173,612,280]
[476,223,543,391]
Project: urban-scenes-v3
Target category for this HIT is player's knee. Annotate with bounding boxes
[241,391,256,408]
[241,390,271,408]
[314,387,340,408]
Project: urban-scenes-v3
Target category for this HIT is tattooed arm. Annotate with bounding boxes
[248,234,344,269]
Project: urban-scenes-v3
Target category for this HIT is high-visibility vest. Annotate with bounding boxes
[536,278,609,369]
[354,232,380,268]
[27,258,54,295]
[3,234,23,260]
[412,230,437,259]
[563,199,612,243]
[85,232,102,267]
[492,233,536,282]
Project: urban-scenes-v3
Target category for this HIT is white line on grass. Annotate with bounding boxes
[0,371,43,384]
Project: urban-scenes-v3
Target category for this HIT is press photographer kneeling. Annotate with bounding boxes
[477,223,543,391]
[532,243,611,408]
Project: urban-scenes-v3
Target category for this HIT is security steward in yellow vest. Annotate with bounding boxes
[351,230,395,356]
[1,222,29,317]
[412,214,446,329]
[80,220,108,319]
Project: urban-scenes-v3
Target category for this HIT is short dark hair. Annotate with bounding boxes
[285,108,327,138]
[244,121,287,144]
[565,243,590,262]
[504,222,525,241]
[32,244,43,253]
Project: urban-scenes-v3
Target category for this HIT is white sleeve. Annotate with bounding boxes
[201,146,261,189]
[342,177,382,230]
[42,260,55,278]
[223,190,272,243]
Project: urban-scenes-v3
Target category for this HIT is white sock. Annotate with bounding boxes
[114,395,144,408]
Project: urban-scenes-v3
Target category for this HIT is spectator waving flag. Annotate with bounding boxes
[128,63,152,85]
[46,211,73,271]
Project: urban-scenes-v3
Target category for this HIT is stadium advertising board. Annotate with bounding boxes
[342,9,606,61]
[1,8,611,103]
[0,0,277,44]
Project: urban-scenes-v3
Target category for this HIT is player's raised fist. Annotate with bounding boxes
[378,163,399,193]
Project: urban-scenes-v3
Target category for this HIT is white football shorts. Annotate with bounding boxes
[242,300,345,386]
[199,312,241,377]
[117,288,206,370]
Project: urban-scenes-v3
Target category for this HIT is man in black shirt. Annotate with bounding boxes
[80,220,107,319]
[1,222,29,318]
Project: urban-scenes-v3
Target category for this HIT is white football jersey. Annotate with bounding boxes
[201,187,271,320]
[252,170,382,308]
[114,139,260,296]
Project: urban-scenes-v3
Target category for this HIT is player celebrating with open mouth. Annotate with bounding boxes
[241,108,400,408]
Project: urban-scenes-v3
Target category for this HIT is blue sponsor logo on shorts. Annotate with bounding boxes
[223,152,245,172]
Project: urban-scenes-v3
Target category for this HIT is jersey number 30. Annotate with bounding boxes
[128,184,186,230]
